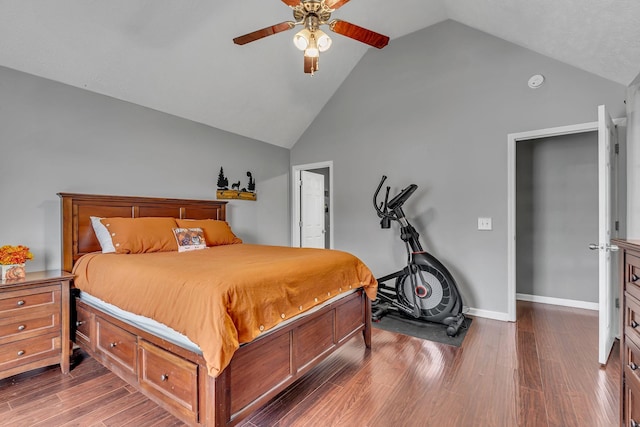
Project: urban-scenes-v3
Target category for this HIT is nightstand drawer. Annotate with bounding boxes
[96,316,137,376]
[0,312,59,345]
[0,285,60,318]
[138,340,198,423]
[0,333,60,370]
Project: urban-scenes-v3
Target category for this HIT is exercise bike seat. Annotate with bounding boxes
[387,184,417,210]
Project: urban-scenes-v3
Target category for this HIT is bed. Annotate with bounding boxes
[59,192,375,426]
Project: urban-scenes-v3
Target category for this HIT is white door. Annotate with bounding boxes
[300,171,325,248]
[596,104,618,365]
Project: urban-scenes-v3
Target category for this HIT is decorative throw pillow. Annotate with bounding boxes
[172,228,207,252]
[90,216,116,253]
[175,219,242,246]
[99,217,179,254]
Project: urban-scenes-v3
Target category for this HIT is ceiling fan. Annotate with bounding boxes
[233,0,389,75]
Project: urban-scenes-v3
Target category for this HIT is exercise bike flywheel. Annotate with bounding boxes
[395,264,459,322]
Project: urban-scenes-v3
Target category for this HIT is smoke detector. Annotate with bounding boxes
[528,74,545,89]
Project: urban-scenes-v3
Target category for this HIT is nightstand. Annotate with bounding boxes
[0,270,72,379]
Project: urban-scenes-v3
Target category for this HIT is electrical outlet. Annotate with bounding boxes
[478,217,492,231]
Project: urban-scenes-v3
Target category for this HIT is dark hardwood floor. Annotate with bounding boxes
[0,301,619,427]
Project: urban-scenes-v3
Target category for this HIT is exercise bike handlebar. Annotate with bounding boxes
[374,175,418,218]
[387,183,418,210]
[373,175,389,218]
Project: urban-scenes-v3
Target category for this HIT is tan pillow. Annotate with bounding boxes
[175,219,242,246]
[100,217,179,254]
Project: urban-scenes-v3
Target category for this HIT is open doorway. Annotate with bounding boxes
[291,161,333,249]
[515,131,599,310]
[507,117,624,322]
[507,108,625,365]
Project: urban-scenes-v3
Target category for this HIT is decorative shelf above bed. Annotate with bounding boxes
[216,190,257,201]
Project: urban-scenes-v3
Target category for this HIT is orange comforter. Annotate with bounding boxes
[72,244,377,377]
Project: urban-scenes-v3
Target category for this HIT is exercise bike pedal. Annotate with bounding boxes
[444,313,466,337]
[372,302,390,322]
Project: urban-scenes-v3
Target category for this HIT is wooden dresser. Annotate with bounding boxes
[0,270,72,379]
[617,240,640,427]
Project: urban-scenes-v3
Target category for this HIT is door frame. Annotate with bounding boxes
[506,118,624,322]
[291,161,334,249]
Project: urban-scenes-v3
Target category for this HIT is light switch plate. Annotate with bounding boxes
[478,217,492,231]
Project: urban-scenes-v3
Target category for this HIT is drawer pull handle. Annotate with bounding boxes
[160,374,169,382]
[16,300,25,306]
[632,320,639,329]
[17,350,25,356]
[633,274,640,283]
[17,325,25,331]
[110,342,117,348]
[630,362,639,371]
[75,321,85,327]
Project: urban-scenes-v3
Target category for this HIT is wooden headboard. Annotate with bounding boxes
[58,193,227,272]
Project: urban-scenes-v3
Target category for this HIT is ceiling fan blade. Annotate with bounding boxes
[281,0,300,6]
[325,0,351,10]
[329,20,389,49]
[233,21,296,45]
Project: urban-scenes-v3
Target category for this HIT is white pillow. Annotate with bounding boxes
[90,216,116,253]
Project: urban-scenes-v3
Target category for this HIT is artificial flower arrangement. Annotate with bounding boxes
[0,245,33,280]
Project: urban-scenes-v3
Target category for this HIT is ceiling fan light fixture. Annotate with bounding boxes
[316,29,332,52]
[304,47,319,58]
[293,28,311,50]
[304,33,320,58]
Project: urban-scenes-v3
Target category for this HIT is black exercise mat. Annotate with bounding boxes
[372,312,472,347]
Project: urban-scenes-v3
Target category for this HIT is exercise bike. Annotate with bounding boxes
[372,175,466,337]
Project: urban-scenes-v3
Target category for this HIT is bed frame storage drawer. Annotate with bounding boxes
[95,316,137,380]
[74,302,93,349]
[73,300,206,425]
[138,340,199,424]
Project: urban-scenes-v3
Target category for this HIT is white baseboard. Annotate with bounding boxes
[464,306,511,322]
[516,293,598,311]
[462,295,598,324]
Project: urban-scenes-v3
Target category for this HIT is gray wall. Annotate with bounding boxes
[290,20,627,316]
[0,66,290,272]
[628,73,640,239]
[516,132,598,303]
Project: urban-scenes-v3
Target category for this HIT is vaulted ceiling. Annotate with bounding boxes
[1,0,639,148]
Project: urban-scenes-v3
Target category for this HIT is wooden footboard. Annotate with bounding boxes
[74,290,371,426]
